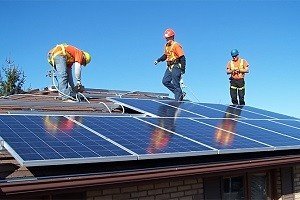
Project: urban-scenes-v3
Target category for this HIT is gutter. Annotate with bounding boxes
[1,154,300,196]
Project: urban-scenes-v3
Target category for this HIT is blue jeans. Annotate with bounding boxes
[162,65,183,101]
[54,55,74,100]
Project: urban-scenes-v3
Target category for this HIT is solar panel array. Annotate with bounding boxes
[0,98,299,167]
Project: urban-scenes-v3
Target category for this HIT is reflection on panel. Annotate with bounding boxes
[0,115,134,166]
[142,117,270,153]
[196,103,274,119]
[195,119,300,148]
[110,98,203,117]
[159,101,242,119]
[81,116,214,158]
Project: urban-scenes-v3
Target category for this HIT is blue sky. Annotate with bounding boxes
[0,0,299,118]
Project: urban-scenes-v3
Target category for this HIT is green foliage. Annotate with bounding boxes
[0,58,26,96]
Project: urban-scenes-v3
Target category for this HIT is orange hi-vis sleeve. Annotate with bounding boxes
[48,44,85,68]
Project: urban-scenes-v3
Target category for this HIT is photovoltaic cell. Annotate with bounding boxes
[0,115,134,166]
[80,116,215,159]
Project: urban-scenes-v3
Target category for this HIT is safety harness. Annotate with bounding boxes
[165,42,181,70]
[230,59,245,90]
[48,44,74,67]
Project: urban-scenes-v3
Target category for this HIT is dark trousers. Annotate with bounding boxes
[230,78,245,105]
[162,65,183,101]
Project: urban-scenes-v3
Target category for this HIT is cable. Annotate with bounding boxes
[51,70,77,101]
[98,102,112,113]
[117,103,125,114]
[180,76,201,102]
[76,92,90,103]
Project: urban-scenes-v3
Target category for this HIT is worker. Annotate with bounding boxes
[47,43,91,102]
[154,28,186,101]
[226,49,249,105]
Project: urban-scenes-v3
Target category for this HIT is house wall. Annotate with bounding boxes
[86,176,204,200]
[85,166,299,200]
[294,165,300,200]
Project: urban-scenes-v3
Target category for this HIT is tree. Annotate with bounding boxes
[0,57,26,96]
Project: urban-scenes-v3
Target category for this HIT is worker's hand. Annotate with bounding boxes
[154,60,159,65]
[181,67,185,74]
[75,82,85,93]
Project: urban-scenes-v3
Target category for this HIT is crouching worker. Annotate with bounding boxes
[47,43,91,102]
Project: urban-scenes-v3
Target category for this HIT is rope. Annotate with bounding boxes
[180,76,201,102]
[99,102,112,113]
[51,70,77,101]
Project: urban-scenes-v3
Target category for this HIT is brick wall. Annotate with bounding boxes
[86,177,204,200]
[276,168,283,200]
[294,165,300,200]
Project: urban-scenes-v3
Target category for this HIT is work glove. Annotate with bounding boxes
[74,82,85,93]
[181,66,186,74]
[154,60,159,65]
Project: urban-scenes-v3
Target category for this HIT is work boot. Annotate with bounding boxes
[178,92,186,101]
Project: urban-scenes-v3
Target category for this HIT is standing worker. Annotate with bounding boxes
[47,43,91,102]
[226,49,249,105]
[154,28,186,101]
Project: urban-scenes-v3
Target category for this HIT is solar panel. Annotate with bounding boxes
[0,115,135,166]
[141,117,272,154]
[0,97,299,168]
[110,98,297,119]
[193,103,274,119]
[193,118,300,149]
[228,105,296,119]
[109,98,203,118]
[78,116,216,159]
[238,119,300,139]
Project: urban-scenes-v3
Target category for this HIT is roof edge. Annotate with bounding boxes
[1,154,300,196]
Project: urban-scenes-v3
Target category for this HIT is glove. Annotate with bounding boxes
[181,66,186,74]
[74,83,85,93]
[154,60,159,65]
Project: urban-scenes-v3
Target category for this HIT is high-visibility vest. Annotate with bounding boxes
[47,44,75,66]
[165,42,179,62]
[230,59,244,71]
[230,59,246,79]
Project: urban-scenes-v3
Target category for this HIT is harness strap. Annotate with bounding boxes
[230,86,245,90]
